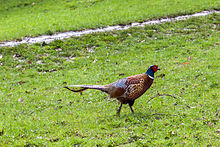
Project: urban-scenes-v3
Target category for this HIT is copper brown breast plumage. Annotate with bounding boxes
[64,65,159,115]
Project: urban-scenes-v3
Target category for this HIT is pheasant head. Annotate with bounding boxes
[146,65,160,79]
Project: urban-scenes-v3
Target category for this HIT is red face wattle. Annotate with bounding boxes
[152,65,158,72]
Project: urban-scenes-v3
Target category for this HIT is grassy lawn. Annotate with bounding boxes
[0,13,219,146]
[0,0,218,41]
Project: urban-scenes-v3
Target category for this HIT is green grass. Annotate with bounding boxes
[0,13,220,146]
[0,0,219,41]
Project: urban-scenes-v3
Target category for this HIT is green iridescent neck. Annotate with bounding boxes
[146,68,154,79]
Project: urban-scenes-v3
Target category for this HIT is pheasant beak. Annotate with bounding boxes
[157,68,160,70]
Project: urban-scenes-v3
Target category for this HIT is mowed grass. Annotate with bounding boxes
[0,0,219,41]
[0,14,220,146]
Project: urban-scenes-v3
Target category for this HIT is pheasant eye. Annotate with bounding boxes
[152,66,158,72]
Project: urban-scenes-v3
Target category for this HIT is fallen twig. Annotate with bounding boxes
[147,93,178,103]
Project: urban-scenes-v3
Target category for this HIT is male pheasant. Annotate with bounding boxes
[64,65,159,115]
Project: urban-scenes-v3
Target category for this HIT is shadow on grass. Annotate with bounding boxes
[104,111,177,123]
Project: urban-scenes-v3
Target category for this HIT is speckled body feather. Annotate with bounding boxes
[104,74,153,104]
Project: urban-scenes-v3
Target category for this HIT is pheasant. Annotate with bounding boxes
[64,65,159,115]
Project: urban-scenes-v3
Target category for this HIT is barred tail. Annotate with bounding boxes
[64,85,107,93]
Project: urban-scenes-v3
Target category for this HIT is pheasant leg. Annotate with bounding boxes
[129,101,134,113]
[117,104,123,115]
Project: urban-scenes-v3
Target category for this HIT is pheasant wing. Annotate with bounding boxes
[124,74,146,100]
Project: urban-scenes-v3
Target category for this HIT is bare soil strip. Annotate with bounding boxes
[0,10,219,47]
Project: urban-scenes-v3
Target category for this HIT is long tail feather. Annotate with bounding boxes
[64,85,107,93]
[64,86,88,92]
